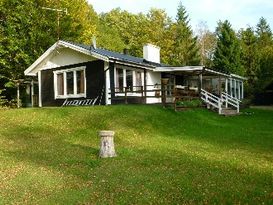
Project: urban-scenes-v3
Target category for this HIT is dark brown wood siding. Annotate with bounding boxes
[41,70,57,106]
[40,60,105,106]
[86,60,105,104]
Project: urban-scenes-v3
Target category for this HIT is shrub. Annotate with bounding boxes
[176,99,202,107]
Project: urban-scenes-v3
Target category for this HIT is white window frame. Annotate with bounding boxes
[53,66,86,99]
[114,65,144,96]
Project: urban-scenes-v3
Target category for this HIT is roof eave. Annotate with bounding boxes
[24,40,109,76]
[109,58,156,70]
[230,74,247,80]
[24,42,59,76]
[154,66,204,72]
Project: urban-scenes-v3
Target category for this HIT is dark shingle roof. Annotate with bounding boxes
[65,41,164,68]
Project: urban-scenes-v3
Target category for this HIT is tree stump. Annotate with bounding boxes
[98,130,116,158]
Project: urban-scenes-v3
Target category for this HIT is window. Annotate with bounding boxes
[76,70,84,94]
[54,67,86,99]
[57,73,64,95]
[116,68,124,92]
[115,67,143,94]
[135,71,142,91]
[66,71,74,95]
[126,70,133,91]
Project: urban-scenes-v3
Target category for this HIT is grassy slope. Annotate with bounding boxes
[0,105,272,204]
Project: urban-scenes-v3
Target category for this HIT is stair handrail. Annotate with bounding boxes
[222,91,241,102]
[201,89,222,114]
[221,92,240,113]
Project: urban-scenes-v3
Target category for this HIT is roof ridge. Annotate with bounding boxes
[61,40,164,67]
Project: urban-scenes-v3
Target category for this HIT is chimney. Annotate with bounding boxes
[143,44,160,64]
[123,48,129,55]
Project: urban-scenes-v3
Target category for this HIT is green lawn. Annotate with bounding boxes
[0,105,272,204]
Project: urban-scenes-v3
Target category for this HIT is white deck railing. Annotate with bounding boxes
[221,92,240,113]
[201,89,240,114]
[201,89,223,114]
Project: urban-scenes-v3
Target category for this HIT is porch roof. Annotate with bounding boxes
[154,66,245,79]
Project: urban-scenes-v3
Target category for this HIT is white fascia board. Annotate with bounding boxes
[24,42,59,76]
[110,59,155,70]
[230,74,247,80]
[204,68,230,77]
[24,40,109,76]
[154,66,204,72]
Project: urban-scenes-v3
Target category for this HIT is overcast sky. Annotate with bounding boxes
[88,0,273,32]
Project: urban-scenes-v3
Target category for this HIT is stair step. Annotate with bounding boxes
[220,108,239,116]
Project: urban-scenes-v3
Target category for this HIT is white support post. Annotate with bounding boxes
[234,79,237,99]
[73,70,77,95]
[242,81,244,99]
[104,62,111,105]
[38,71,42,107]
[225,78,228,93]
[31,79,34,107]
[230,78,233,97]
[105,69,111,105]
[17,82,20,108]
[218,100,222,114]
[238,81,241,100]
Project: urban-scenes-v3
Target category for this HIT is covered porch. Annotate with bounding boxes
[155,66,245,114]
[155,66,245,100]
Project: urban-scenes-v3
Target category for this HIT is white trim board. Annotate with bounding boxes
[24,40,109,76]
[53,66,87,99]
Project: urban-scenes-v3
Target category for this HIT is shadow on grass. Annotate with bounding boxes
[81,144,273,204]
[107,105,273,155]
[0,106,273,204]
[0,123,101,179]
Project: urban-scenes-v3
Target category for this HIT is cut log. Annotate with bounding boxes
[99,130,117,158]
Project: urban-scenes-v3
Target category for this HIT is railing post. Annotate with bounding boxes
[204,91,210,109]
[125,87,128,104]
[225,94,228,108]
[161,78,169,108]
[218,100,222,114]
[141,86,144,104]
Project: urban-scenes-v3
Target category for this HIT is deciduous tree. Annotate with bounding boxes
[196,21,216,67]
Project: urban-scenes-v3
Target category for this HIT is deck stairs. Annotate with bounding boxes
[200,89,240,116]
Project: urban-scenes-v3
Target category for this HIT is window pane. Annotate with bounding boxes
[116,68,123,92]
[126,70,133,91]
[57,73,64,95]
[135,71,142,91]
[76,70,84,94]
[66,71,74,95]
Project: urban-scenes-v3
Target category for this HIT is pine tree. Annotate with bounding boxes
[256,17,272,48]
[255,17,273,91]
[171,2,200,66]
[239,27,259,95]
[213,20,243,75]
